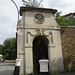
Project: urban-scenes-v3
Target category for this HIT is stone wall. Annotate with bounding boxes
[60,27,75,71]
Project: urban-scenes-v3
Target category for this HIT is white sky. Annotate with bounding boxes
[0,0,75,44]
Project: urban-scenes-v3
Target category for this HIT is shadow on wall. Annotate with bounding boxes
[50,57,75,75]
[60,27,67,35]
[49,58,64,75]
[64,54,75,72]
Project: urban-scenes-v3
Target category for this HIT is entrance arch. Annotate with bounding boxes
[33,35,49,75]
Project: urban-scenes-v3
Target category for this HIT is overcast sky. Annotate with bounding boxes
[0,0,75,44]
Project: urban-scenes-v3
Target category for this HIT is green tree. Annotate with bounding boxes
[2,38,16,60]
[55,11,75,26]
[0,44,3,54]
[22,0,43,7]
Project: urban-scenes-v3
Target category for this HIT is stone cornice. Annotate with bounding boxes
[20,6,57,16]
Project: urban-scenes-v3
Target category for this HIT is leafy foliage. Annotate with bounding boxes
[2,38,16,60]
[0,45,3,54]
[22,0,43,7]
[55,11,75,26]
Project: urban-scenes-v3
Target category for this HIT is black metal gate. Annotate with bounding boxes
[33,36,48,75]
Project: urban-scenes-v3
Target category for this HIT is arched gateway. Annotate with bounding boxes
[33,36,49,75]
[17,7,64,75]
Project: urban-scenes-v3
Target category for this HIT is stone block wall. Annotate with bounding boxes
[60,27,75,71]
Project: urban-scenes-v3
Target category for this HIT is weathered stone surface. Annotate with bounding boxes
[17,7,64,75]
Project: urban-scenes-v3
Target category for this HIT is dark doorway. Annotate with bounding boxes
[33,35,49,75]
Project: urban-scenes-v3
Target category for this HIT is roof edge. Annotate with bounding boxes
[20,6,57,16]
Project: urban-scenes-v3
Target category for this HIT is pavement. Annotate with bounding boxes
[0,61,75,75]
[0,62,15,75]
[59,72,75,75]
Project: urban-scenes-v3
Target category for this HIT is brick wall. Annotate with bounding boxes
[60,27,75,71]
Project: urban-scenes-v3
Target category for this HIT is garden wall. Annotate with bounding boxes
[61,26,75,71]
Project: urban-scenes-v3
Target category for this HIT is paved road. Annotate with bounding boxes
[0,62,15,75]
[0,62,75,75]
[59,72,75,75]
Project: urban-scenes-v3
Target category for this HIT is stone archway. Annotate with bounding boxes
[33,35,49,75]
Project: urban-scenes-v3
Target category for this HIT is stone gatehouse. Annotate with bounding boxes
[17,7,64,75]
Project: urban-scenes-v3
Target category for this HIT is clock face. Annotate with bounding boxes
[34,14,45,24]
